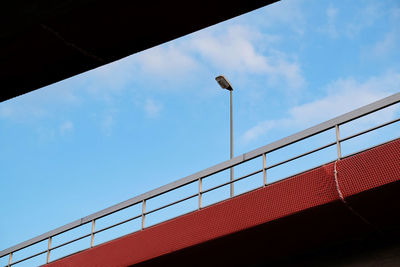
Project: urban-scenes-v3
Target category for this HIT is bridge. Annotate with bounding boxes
[0,1,278,102]
[1,93,399,266]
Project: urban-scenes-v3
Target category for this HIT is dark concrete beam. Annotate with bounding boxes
[0,0,278,102]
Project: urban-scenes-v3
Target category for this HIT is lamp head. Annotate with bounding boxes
[215,75,233,91]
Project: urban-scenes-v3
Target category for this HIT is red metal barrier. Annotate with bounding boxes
[45,139,400,267]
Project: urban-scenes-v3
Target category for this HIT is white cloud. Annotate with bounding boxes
[0,79,81,123]
[101,114,114,136]
[242,72,400,143]
[266,51,305,90]
[318,4,339,38]
[59,121,74,135]
[191,25,305,90]
[253,0,306,35]
[346,3,384,38]
[0,105,11,117]
[391,7,400,21]
[242,120,278,144]
[113,24,305,91]
[192,26,268,73]
[144,99,163,117]
[86,58,134,96]
[0,98,47,122]
[371,30,398,57]
[35,127,56,142]
[135,44,198,76]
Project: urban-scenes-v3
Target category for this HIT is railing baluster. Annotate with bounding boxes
[198,178,202,210]
[8,252,12,267]
[263,153,267,186]
[90,220,96,248]
[46,237,52,263]
[335,124,342,159]
[230,167,234,198]
[141,200,146,230]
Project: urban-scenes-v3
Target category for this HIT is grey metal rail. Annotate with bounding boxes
[1,92,400,265]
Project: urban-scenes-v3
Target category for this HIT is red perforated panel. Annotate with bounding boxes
[46,165,337,267]
[337,139,400,198]
[45,139,400,267]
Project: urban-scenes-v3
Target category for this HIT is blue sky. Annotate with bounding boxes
[1,0,400,262]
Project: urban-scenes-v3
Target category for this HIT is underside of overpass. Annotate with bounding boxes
[44,138,400,267]
[0,0,278,103]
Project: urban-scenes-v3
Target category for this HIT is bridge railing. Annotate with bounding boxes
[1,92,399,266]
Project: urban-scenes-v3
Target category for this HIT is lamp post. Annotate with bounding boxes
[215,75,234,197]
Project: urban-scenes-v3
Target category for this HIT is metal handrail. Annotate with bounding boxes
[201,168,264,195]
[1,92,399,265]
[340,117,400,143]
[145,193,198,215]
[266,141,337,170]
[93,214,143,235]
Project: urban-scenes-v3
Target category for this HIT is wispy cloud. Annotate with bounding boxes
[358,4,400,61]
[242,72,400,143]
[106,24,306,92]
[346,2,384,38]
[59,121,74,135]
[192,26,268,73]
[252,0,306,35]
[371,30,399,57]
[190,25,305,90]
[318,4,339,38]
[101,113,114,136]
[144,99,163,118]
[0,96,48,123]
[0,79,80,123]
[391,7,400,21]
[135,44,198,77]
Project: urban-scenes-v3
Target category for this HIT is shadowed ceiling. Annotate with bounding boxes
[0,0,278,102]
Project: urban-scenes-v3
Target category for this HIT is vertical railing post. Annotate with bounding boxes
[90,220,96,248]
[230,89,234,198]
[141,200,146,230]
[8,252,12,267]
[335,124,342,159]
[198,178,202,210]
[46,236,52,264]
[230,168,234,198]
[263,153,267,186]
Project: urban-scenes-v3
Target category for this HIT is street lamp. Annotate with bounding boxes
[215,75,234,197]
